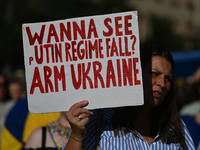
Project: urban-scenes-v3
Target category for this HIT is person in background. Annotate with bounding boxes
[23,112,71,150]
[180,67,200,116]
[63,45,195,150]
[8,80,23,101]
[180,67,200,149]
[3,79,25,114]
[0,69,60,150]
[0,97,61,150]
[0,73,9,104]
[0,79,24,146]
[0,73,9,147]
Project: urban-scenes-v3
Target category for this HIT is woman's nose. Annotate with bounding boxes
[156,76,166,88]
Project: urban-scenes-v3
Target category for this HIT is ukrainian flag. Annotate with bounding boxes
[1,98,60,150]
[1,98,28,150]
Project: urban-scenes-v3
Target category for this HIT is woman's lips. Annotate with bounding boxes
[153,91,162,98]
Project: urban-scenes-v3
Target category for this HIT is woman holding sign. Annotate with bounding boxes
[63,45,195,150]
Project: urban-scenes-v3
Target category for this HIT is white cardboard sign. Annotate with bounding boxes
[22,11,144,113]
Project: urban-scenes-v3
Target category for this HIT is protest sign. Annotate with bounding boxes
[22,11,143,113]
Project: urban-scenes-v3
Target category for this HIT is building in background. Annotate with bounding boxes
[128,0,200,45]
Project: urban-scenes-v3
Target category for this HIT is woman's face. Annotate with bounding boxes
[143,55,173,108]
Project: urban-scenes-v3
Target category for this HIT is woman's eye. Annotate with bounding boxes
[151,72,158,75]
[166,77,172,82]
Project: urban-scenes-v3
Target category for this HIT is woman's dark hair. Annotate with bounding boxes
[141,44,184,147]
[112,44,185,148]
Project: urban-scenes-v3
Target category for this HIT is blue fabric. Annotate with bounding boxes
[5,98,28,142]
[171,50,200,77]
[181,115,200,149]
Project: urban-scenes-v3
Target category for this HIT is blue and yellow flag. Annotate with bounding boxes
[1,98,28,150]
[1,98,60,150]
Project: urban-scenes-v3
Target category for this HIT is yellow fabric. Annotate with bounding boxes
[22,112,60,143]
[0,126,22,150]
[0,112,60,150]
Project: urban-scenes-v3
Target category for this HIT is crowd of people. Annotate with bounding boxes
[0,45,200,150]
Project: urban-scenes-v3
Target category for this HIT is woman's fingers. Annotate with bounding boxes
[67,100,93,121]
[67,100,93,122]
[67,108,93,125]
[71,107,93,117]
[66,100,94,138]
[70,100,89,111]
[71,112,93,122]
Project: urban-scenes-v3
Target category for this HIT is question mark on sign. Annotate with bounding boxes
[130,35,136,55]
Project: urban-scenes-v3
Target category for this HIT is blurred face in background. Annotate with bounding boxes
[0,75,6,101]
[9,82,22,100]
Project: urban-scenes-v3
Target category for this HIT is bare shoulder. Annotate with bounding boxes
[24,127,44,148]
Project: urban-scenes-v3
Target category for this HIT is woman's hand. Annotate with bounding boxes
[66,100,93,141]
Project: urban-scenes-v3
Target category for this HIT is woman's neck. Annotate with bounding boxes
[130,106,159,137]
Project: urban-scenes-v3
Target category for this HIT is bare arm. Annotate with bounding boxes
[64,100,93,150]
[24,127,42,148]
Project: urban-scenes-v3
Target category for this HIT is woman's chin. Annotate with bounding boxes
[144,100,162,109]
